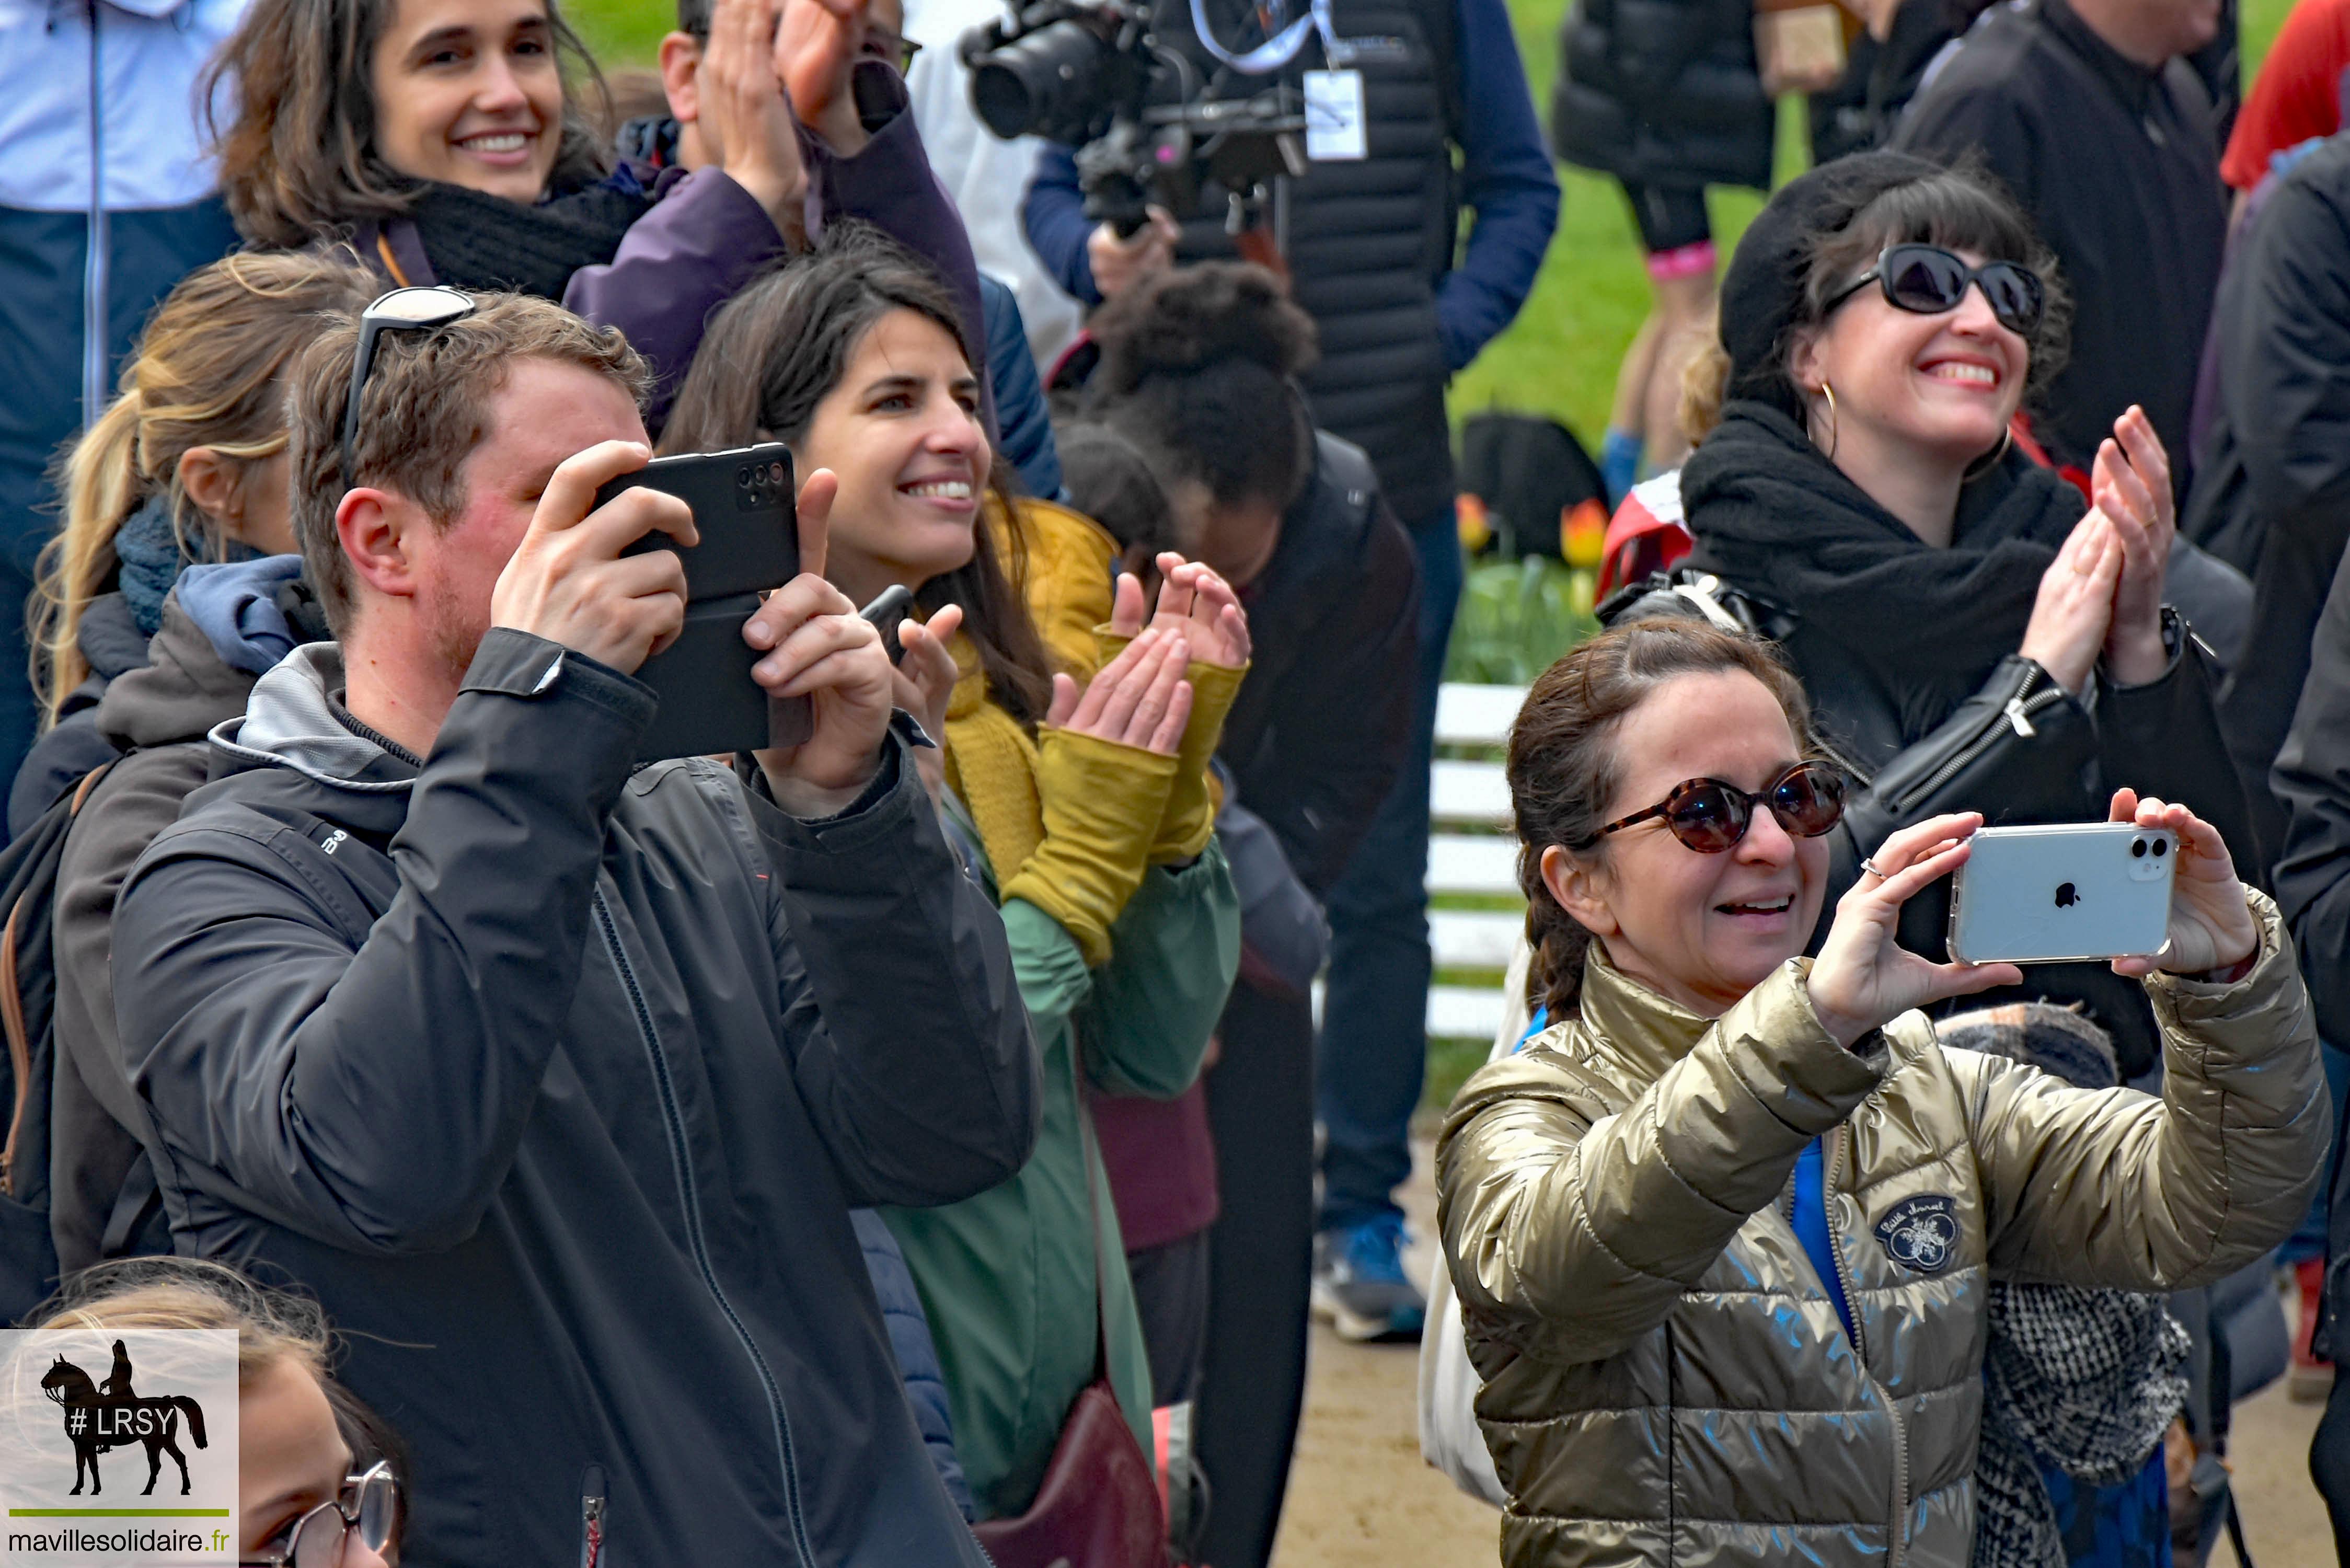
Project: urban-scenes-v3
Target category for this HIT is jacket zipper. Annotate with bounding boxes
[1899,670,2063,811]
[1828,1126,1910,1568]
[591,889,817,1566]
[579,1465,606,1568]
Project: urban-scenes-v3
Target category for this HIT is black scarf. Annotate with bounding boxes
[406,176,654,299]
[1681,401,2087,732]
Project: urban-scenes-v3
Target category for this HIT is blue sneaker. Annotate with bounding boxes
[1312,1216,1427,1343]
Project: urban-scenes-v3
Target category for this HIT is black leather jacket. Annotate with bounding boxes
[1603,571,2255,1077]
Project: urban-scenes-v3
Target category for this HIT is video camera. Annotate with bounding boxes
[960,0,1307,237]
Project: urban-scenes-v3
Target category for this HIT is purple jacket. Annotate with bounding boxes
[568,63,984,428]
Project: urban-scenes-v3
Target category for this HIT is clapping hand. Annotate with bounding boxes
[2090,407,2174,687]
[1109,553,1251,668]
[1806,814,2024,1048]
[2105,789,2259,979]
[696,0,808,232]
[1046,626,1194,756]
[892,601,962,803]
[2020,510,2123,696]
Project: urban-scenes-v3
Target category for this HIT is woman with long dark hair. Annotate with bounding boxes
[665,227,1244,1529]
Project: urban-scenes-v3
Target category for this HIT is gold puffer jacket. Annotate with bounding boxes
[1436,891,2327,1568]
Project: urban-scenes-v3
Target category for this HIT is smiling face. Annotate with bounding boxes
[1794,247,2029,472]
[371,0,566,204]
[1543,670,1830,1017]
[794,309,993,606]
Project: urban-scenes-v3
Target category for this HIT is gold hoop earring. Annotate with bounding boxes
[1813,382,1839,463]
[1963,423,2015,482]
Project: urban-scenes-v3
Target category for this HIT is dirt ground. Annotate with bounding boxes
[1269,1145,2334,1568]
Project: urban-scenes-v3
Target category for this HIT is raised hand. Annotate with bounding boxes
[2092,406,2175,686]
[1087,210,1180,299]
[490,440,695,674]
[893,600,963,802]
[2104,788,2259,979]
[1108,554,1251,668]
[1045,626,1194,756]
[1806,813,2024,1048]
[2019,509,2122,696]
[777,0,869,153]
[697,0,808,230]
[744,467,896,811]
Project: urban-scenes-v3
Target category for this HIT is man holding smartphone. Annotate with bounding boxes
[107,292,1039,1566]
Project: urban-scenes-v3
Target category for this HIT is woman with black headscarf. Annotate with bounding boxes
[1616,151,2252,1083]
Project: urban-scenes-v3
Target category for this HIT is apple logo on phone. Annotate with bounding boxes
[2054,882,2079,908]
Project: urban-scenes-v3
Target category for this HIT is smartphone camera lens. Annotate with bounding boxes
[2152,838,2167,857]
[2132,838,2147,858]
[736,466,752,487]
[770,461,786,485]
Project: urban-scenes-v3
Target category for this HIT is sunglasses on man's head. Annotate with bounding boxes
[1580,760,1847,855]
[342,286,477,490]
[1825,243,2045,337]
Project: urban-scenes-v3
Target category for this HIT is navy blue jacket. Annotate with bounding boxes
[983,274,1063,499]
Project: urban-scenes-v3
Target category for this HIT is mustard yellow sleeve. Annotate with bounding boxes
[999,727,1179,966]
[1095,626,1250,862]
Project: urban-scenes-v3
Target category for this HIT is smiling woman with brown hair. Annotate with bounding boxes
[1437,615,2325,1567]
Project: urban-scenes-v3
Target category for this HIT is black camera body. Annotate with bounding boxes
[961,0,1305,236]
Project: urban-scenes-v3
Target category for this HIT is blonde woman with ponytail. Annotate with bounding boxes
[17,252,373,832]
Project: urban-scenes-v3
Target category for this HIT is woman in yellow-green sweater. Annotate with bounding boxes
[665,226,1245,1520]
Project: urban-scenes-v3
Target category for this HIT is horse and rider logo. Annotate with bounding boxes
[1873,1193,1963,1276]
[36,1339,210,1496]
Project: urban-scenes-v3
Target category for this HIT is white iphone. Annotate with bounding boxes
[1945,822,2176,966]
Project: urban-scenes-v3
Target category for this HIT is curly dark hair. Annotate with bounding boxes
[1082,262,1320,513]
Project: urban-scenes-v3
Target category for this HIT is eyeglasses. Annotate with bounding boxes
[1582,760,1847,854]
[859,25,923,72]
[240,1461,397,1567]
[342,286,476,489]
[1824,244,2045,336]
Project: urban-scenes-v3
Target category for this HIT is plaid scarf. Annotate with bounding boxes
[1938,1004,2191,1568]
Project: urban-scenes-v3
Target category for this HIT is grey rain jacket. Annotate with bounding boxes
[110,630,1040,1568]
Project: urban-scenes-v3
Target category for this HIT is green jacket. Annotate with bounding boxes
[882,805,1240,1520]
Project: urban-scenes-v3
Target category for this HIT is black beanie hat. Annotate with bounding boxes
[1719,151,1948,419]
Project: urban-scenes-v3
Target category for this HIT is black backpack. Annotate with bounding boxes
[1457,411,1608,561]
[0,762,118,1323]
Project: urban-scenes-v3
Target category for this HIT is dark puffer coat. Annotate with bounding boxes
[1549,0,1775,190]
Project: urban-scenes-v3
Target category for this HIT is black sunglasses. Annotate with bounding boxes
[1582,760,1846,854]
[1825,243,2045,336]
[240,1460,398,1567]
[342,286,477,489]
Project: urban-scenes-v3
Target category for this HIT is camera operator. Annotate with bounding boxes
[106,290,1038,1565]
[1017,0,1559,1344]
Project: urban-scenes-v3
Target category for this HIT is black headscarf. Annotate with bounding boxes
[1681,400,2087,736]
[1717,149,1949,422]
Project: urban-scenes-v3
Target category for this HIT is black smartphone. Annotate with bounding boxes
[591,444,809,762]
[597,444,798,599]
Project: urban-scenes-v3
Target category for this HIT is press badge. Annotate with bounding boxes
[1304,69,1367,160]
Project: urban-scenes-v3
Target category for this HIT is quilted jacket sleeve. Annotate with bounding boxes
[1436,962,1882,1366]
[1959,890,2329,1292]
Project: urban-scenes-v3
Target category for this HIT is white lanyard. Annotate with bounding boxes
[1184,0,1397,72]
